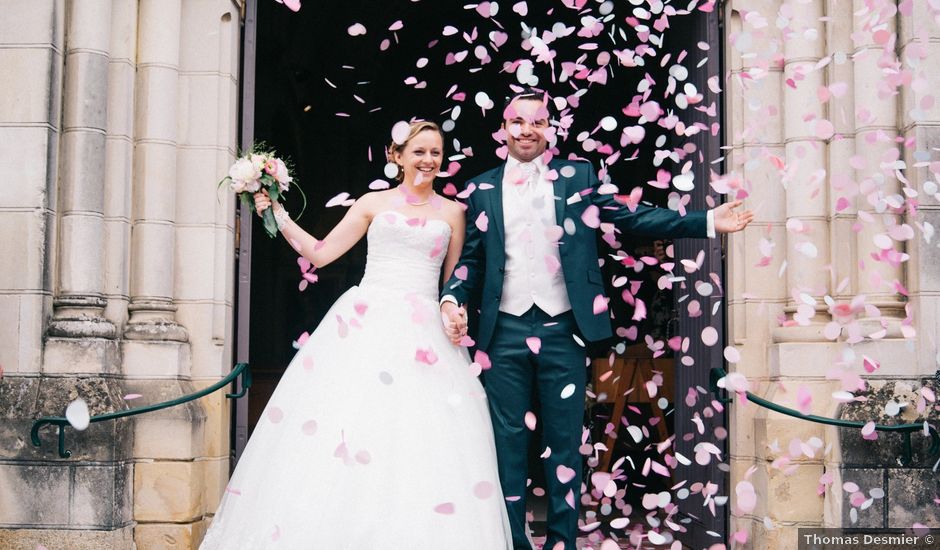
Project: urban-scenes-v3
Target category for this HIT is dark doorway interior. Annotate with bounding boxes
[244,0,726,544]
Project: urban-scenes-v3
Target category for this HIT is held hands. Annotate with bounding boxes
[712,200,754,234]
[441,302,468,345]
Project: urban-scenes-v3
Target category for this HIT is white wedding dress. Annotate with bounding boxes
[200,210,511,550]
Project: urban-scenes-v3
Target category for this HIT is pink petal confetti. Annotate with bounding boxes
[862,355,880,373]
[475,211,489,232]
[267,406,284,424]
[391,120,410,145]
[556,464,577,484]
[429,235,445,258]
[581,205,601,228]
[347,22,366,36]
[796,386,812,415]
[281,0,301,12]
[473,349,491,371]
[524,411,538,431]
[815,119,835,140]
[301,419,318,435]
[65,399,90,431]
[861,420,878,440]
[325,192,352,208]
[544,254,561,275]
[700,326,718,346]
[355,450,372,465]
[592,294,608,314]
[415,348,439,365]
[434,502,455,514]
[631,298,647,322]
[123,393,142,401]
[722,372,750,394]
[735,480,757,514]
[512,1,528,16]
[525,336,541,354]
[474,480,495,499]
[302,355,314,370]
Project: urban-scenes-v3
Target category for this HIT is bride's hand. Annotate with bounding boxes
[253,190,272,217]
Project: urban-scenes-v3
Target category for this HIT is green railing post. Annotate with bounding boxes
[30,363,251,459]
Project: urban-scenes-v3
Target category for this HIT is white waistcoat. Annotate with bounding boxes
[499,157,572,317]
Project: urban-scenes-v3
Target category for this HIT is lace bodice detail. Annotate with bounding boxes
[359,210,453,297]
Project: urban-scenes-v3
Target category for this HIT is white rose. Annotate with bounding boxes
[229,157,260,183]
[250,154,266,172]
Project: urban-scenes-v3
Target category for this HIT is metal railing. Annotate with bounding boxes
[710,367,940,466]
[30,362,252,459]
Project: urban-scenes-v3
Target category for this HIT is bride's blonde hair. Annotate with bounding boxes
[387,121,445,182]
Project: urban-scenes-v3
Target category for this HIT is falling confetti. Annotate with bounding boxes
[65,399,90,431]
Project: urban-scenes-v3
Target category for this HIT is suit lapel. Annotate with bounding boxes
[488,164,506,244]
[549,159,570,227]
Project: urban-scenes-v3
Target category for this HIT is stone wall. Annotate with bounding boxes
[0,0,241,548]
[724,0,940,546]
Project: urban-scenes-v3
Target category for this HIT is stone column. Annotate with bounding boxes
[827,0,858,308]
[725,0,791,544]
[735,0,837,545]
[0,0,62,375]
[852,0,907,325]
[124,0,188,344]
[0,2,135,548]
[126,1,241,547]
[102,0,139,331]
[173,1,241,541]
[900,3,940,373]
[43,0,120,375]
[781,0,830,333]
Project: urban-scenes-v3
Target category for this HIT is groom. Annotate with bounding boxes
[441,88,751,549]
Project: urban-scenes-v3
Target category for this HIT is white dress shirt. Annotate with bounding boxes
[498,156,572,317]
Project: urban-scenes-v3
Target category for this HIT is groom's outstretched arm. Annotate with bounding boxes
[441,184,487,307]
[582,163,711,239]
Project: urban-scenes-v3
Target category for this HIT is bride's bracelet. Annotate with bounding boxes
[273,204,290,231]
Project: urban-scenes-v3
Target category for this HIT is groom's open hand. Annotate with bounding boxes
[713,199,754,234]
[441,302,468,345]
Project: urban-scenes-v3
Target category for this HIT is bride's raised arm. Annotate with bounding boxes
[254,189,374,269]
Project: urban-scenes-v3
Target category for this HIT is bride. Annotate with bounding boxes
[200,121,511,549]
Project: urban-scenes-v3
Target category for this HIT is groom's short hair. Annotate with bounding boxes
[502,86,554,121]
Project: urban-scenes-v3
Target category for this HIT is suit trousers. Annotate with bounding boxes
[484,306,586,550]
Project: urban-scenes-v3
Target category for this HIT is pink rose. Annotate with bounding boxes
[264,159,278,176]
[272,158,292,191]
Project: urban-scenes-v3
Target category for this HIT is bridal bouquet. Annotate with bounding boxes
[220,145,305,238]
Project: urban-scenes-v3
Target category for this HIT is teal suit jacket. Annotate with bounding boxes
[443,159,707,351]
